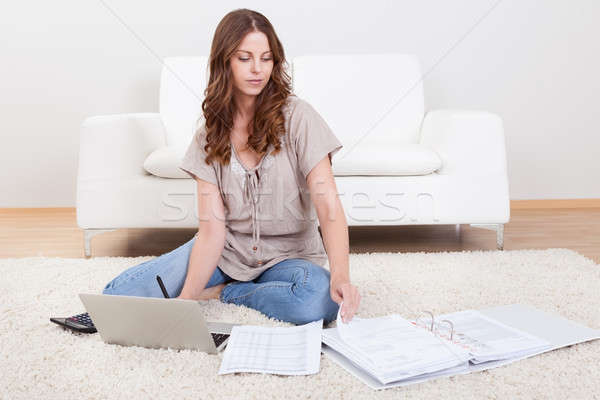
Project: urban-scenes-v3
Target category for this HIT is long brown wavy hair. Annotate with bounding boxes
[199,9,292,167]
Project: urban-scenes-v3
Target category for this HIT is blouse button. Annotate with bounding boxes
[252,246,257,251]
[257,260,263,265]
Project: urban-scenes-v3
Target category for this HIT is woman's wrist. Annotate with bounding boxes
[331,271,350,283]
[176,292,197,300]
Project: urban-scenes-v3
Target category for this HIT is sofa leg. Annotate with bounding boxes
[469,223,504,250]
[84,229,117,258]
[496,224,504,250]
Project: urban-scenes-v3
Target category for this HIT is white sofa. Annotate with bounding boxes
[76,54,509,257]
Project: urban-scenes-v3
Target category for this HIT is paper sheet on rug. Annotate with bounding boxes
[218,319,322,376]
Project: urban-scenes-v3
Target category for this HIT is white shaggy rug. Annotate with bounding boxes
[1,248,599,399]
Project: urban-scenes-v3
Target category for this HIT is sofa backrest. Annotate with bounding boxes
[159,57,208,150]
[292,53,425,152]
[159,53,425,152]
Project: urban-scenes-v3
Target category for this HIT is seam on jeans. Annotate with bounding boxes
[297,264,310,295]
[224,282,291,302]
[219,281,235,302]
[304,264,310,286]
[107,265,150,290]
[292,259,312,286]
[267,262,310,287]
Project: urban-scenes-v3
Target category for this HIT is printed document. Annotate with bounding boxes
[218,319,323,376]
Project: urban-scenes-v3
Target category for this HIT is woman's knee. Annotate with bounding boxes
[102,282,113,294]
[293,264,340,324]
[101,235,198,296]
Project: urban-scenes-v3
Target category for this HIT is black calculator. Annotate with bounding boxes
[50,312,97,334]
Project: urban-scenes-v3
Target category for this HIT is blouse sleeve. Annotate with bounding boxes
[291,99,343,180]
[178,126,218,185]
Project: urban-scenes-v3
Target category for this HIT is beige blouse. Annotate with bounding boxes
[178,94,343,281]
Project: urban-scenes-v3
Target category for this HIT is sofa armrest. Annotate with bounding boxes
[77,113,166,181]
[419,109,508,176]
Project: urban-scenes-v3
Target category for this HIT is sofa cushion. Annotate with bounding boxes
[143,145,189,179]
[332,143,442,176]
[145,142,441,179]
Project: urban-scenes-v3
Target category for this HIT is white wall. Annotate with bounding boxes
[1,0,598,207]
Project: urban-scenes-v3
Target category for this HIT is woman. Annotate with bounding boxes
[102,9,361,325]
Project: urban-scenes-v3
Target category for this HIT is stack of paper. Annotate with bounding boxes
[322,304,554,387]
[218,319,323,376]
[322,303,600,389]
[322,307,473,384]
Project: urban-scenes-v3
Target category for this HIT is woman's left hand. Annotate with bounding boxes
[330,278,361,323]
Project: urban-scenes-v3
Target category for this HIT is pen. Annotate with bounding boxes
[156,275,170,298]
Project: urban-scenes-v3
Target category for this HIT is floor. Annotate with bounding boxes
[1,207,598,263]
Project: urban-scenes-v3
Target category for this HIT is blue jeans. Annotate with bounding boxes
[101,235,340,325]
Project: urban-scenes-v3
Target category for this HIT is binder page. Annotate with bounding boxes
[218,319,322,376]
[432,309,552,363]
[322,306,471,384]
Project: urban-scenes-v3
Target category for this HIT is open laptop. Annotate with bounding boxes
[78,293,241,354]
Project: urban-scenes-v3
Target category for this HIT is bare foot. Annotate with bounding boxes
[197,283,227,300]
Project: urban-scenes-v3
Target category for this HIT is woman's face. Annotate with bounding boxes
[230,31,274,99]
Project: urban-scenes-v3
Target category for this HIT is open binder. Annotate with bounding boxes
[321,304,600,390]
[410,309,553,364]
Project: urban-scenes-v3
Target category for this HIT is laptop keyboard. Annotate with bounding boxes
[211,333,230,348]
